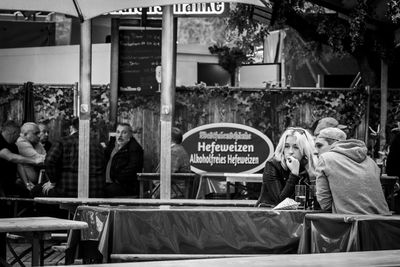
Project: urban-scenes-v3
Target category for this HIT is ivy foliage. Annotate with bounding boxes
[2,84,400,144]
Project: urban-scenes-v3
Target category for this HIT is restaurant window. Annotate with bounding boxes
[197,63,231,86]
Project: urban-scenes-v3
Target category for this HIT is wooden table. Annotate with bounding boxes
[34,197,257,207]
[137,173,197,198]
[298,213,400,253]
[68,205,311,263]
[0,217,88,266]
[196,173,262,199]
[66,249,400,266]
[34,197,257,218]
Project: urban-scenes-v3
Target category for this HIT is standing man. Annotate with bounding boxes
[38,122,52,152]
[16,122,46,186]
[0,120,43,198]
[104,123,143,197]
[40,118,105,197]
[315,127,390,215]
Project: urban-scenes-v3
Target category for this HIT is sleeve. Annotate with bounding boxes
[114,143,143,184]
[315,157,333,211]
[45,141,63,183]
[17,140,45,161]
[259,161,300,205]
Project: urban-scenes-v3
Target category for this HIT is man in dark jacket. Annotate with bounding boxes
[104,123,143,197]
[38,118,105,198]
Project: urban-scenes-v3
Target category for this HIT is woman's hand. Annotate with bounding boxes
[286,156,300,176]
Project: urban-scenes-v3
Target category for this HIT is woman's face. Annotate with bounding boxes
[283,135,302,161]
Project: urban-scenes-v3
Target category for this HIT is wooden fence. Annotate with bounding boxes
[0,84,377,171]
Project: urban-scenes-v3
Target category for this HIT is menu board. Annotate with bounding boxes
[119,29,161,95]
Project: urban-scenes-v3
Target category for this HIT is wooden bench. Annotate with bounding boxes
[64,250,400,266]
[110,254,265,262]
[0,217,87,266]
[0,197,36,217]
[137,173,198,198]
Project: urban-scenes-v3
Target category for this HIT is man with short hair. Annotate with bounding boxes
[0,120,43,197]
[16,122,46,186]
[314,127,347,157]
[40,118,105,197]
[38,123,52,152]
[313,117,347,136]
[104,123,144,197]
[315,127,390,215]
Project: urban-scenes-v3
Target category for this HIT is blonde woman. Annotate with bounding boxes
[256,127,317,207]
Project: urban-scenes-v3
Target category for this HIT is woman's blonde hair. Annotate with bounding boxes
[274,127,318,180]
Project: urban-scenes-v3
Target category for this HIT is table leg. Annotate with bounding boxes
[184,180,190,199]
[0,233,7,266]
[139,181,144,198]
[31,234,44,266]
[226,182,231,199]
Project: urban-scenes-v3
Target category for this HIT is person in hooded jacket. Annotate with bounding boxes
[315,127,390,215]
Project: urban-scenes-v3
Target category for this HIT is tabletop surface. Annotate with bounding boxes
[34,197,257,207]
[59,249,400,267]
[305,213,400,221]
[0,217,88,233]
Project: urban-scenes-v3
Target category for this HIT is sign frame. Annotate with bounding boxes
[183,123,274,174]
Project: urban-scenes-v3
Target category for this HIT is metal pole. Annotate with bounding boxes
[78,19,91,198]
[380,59,388,151]
[160,5,174,199]
[109,18,119,129]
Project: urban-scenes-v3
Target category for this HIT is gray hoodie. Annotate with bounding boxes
[316,139,390,215]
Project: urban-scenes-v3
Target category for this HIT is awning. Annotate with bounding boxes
[0,0,268,21]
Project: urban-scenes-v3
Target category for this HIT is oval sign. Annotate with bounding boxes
[182,123,274,174]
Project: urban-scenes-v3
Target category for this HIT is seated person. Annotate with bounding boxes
[256,127,317,206]
[16,122,46,186]
[153,127,192,198]
[34,118,105,198]
[104,123,144,197]
[0,120,43,198]
[313,117,347,136]
[315,127,390,215]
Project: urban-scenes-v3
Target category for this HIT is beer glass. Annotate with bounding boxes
[295,185,307,209]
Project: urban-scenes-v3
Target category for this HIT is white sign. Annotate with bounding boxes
[110,3,226,16]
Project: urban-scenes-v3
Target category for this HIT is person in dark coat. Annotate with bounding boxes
[104,123,144,197]
[36,118,105,198]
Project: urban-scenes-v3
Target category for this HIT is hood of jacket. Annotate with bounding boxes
[329,139,368,163]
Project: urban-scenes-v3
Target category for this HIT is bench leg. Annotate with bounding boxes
[31,235,44,266]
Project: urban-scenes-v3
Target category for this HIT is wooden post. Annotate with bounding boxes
[78,19,91,198]
[380,59,388,151]
[109,18,119,129]
[160,5,174,199]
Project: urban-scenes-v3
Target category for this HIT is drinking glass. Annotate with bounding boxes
[295,185,307,209]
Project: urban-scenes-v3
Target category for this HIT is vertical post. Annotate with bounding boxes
[78,19,91,198]
[364,85,371,145]
[110,18,119,129]
[160,6,174,199]
[380,59,388,151]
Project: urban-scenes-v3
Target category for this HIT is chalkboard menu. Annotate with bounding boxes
[119,29,161,95]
